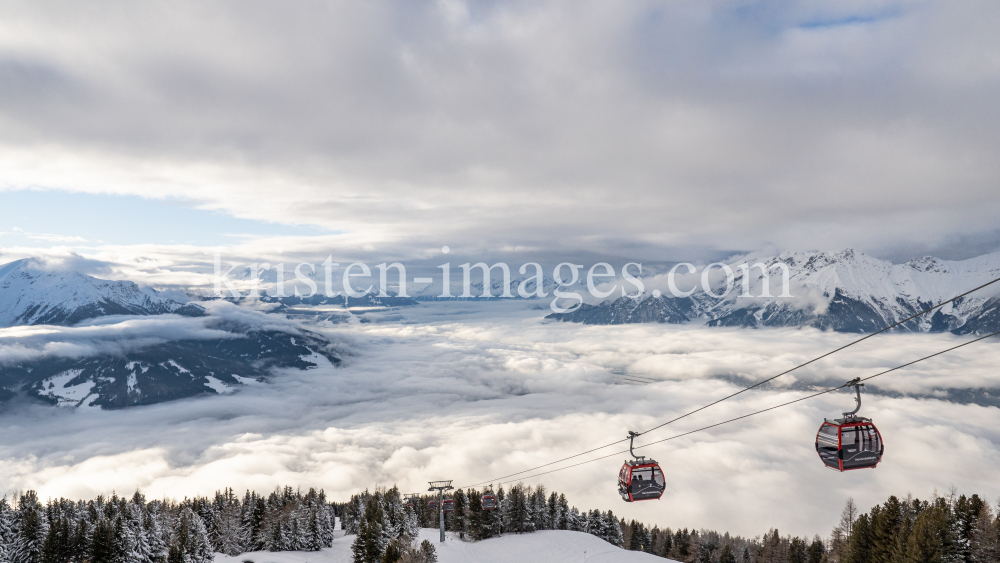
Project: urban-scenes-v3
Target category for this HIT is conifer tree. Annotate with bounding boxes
[659,528,673,558]
[955,494,987,563]
[567,507,582,532]
[583,509,600,538]
[556,494,569,530]
[12,492,49,563]
[112,513,139,563]
[419,540,437,563]
[467,490,484,541]
[505,485,528,534]
[604,511,623,547]
[720,543,737,563]
[304,506,324,551]
[868,497,898,563]
[70,518,90,563]
[174,507,212,563]
[531,486,547,530]
[382,539,405,563]
[674,528,691,560]
[494,487,507,536]
[352,515,371,563]
[450,490,467,536]
[969,502,999,563]
[847,514,873,563]
[40,517,71,563]
[806,536,825,563]
[0,497,15,563]
[547,492,558,531]
[210,490,243,555]
[90,518,118,563]
[142,508,167,563]
[351,495,389,563]
[787,536,807,563]
[241,492,266,551]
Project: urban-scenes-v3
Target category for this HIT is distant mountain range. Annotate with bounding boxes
[0,258,205,326]
[548,249,1000,334]
[0,258,339,409]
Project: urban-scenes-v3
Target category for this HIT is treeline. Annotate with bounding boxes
[339,485,1000,563]
[829,492,999,563]
[615,491,1000,563]
[4,483,996,563]
[0,486,336,563]
[339,482,824,563]
[338,483,625,562]
[617,522,826,563]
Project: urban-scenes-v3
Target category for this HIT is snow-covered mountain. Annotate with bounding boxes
[2,329,338,409]
[0,259,341,409]
[0,258,205,327]
[549,249,1000,334]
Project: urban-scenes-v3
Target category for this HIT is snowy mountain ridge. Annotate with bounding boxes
[0,259,341,409]
[550,249,1000,333]
[0,258,205,327]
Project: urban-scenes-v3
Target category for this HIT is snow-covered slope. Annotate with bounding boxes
[549,249,1000,334]
[0,258,205,327]
[215,529,676,563]
[2,329,339,409]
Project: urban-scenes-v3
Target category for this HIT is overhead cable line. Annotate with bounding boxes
[631,276,1000,438]
[485,328,1000,487]
[461,275,1000,489]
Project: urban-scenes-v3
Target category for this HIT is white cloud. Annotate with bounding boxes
[1,301,998,538]
[0,301,306,365]
[0,1,999,259]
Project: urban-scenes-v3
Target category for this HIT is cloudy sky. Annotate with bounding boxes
[2,0,1000,267]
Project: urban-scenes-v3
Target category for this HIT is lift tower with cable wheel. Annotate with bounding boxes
[427,481,453,543]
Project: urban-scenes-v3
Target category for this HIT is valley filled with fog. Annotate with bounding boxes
[2,300,998,538]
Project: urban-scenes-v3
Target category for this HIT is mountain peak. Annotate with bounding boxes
[0,257,204,327]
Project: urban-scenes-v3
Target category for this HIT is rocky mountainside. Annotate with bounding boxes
[0,258,204,327]
[2,329,338,409]
[548,249,1000,334]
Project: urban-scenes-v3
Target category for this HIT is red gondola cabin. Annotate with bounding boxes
[815,420,883,471]
[482,493,498,511]
[618,460,666,502]
[815,379,883,471]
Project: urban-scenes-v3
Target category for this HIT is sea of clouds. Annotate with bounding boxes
[0,300,998,538]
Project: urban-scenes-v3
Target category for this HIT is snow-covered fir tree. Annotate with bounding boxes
[0,497,16,562]
[11,491,49,563]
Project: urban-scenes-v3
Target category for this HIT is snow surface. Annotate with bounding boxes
[38,369,96,407]
[204,376,234,394]
[720,248,1000,306]
[639,248,1000,329]
[213,529,676,563]
[0,258,189,327]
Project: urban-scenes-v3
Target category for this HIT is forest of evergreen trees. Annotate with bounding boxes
[0,483,995,563]
[340,485,1000,563]
[0,486,335,563]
